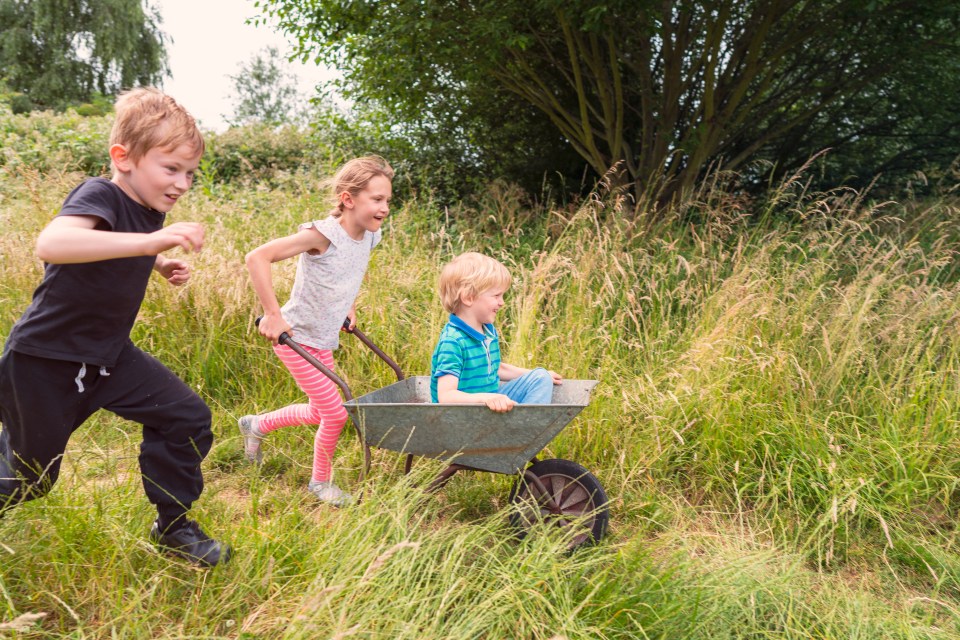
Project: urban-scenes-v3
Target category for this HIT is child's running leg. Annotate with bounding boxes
[99,344,213,525]
[247,343,351,505]
[256,344,346,444]
[0,351,98,508]
[239,342,333,462]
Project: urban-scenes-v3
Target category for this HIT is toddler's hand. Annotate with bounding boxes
[548,370,563,384]
[484,394,517,413]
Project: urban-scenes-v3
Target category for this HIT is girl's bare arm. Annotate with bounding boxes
[245,226,331,343]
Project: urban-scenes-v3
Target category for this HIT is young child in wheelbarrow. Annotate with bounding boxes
[431,252,562,412]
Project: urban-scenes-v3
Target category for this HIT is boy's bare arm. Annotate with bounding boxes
[36,215,204,264]
[436,375,516,412]
[498,362,563,384]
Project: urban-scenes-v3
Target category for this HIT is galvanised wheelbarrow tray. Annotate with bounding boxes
[272,320,610,547]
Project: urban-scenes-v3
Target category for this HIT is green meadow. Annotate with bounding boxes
[1,114,960,638]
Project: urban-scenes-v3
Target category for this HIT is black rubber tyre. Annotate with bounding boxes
[508,458,609,549]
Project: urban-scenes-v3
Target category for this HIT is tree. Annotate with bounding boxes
[0,0,167,111]
[226,45,305,126]
[254,0,960,208]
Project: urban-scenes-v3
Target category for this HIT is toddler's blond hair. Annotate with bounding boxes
[110,87,204,165]
[439,252,512,315]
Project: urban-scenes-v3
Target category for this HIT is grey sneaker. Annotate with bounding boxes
[238,415,264,464]
[308,480,353,507]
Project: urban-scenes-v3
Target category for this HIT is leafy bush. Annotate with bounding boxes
[0,109,331,187]
[203,122,335,185]
[0,108,111,176]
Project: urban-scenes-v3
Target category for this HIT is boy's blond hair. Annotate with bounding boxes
[110,87,204,165]
[439,252,512,315]
[326,155,395,218]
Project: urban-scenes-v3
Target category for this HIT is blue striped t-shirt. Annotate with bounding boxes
[430,314,501,402]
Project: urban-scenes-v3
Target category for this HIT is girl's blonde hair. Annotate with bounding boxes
[327,155,395,218]
[439,252,512,315]
[110,87,204,165]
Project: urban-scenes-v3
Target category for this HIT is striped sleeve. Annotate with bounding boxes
[431,336,463,380]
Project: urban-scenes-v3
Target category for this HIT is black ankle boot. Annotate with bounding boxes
[150,519,231,568]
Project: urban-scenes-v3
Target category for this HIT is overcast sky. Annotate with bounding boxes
[152,0,336,132]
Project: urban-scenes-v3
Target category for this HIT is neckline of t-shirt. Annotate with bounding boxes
[324,216,371,244]
[98,177,166,220]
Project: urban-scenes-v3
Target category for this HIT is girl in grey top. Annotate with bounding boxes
[241,156,394,506]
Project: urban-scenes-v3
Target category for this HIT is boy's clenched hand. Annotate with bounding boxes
[148,222,204,254]
[155,256,191,286]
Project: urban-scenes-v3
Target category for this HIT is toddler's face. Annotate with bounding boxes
[470,287,507,325]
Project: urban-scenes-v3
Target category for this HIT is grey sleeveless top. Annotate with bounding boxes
[281,216,381,350]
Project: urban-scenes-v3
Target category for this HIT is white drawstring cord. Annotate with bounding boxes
[74,363,87,393]
[75,364,110,393]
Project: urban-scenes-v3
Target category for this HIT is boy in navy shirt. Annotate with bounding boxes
[0,88,230,567]
[430,252,562,412]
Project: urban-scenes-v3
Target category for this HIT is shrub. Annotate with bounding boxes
[203,123,336,185]
[0,108,111,176]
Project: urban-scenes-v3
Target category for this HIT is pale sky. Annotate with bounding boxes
[152,0,336,132]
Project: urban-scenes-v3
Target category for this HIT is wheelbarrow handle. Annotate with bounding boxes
[256,316,405,383]
[346,326,405,382]
[253,315,371,486]
[254,316,353,401]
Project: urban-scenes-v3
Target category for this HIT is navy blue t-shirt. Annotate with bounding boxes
[5,178,165,367]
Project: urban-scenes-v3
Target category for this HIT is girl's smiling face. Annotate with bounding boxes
[339,175,392,239]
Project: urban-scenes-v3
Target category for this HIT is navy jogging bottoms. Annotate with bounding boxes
[0,341,212,512]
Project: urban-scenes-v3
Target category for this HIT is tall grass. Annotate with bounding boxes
[1,159,959,638]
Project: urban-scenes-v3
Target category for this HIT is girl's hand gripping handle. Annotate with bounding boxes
[255,314,293,345]
[255,316,353,402]
[255,316,292,346]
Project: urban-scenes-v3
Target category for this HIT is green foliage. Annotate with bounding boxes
[0,107,111,175]
[306,101,504,204]
[256,0,960,208]
[0,0,168,111]
[226,46,305,127]
[0,108,336,188]
[4,159,960,635]
[202,122,330,186]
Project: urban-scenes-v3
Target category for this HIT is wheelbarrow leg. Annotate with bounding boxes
[358,443,371,484]
[404,454,414,475]
[426,464,466,493]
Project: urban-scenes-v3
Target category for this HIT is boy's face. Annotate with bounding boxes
[464,286,507,326]
[113,143,201,213]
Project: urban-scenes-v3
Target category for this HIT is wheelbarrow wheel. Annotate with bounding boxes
[508,458,609,549]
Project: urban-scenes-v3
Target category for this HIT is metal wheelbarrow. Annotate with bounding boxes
[267,319,610,547]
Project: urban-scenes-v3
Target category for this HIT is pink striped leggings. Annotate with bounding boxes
[258,343,348,483]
